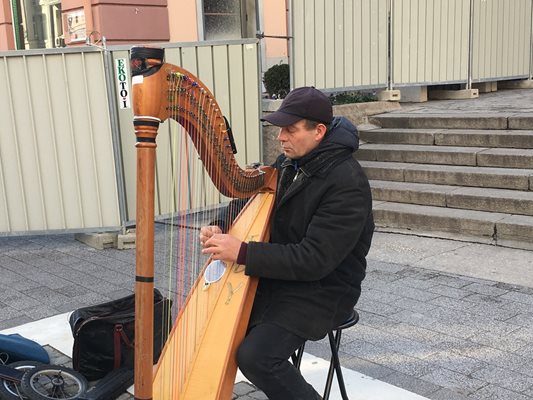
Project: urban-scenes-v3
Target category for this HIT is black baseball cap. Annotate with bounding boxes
[261,87,333,127]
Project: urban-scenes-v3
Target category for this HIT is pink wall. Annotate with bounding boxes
[62,0,169,46]
[0,0,14,50]
[263,0,288,62]
[168,0,198,42]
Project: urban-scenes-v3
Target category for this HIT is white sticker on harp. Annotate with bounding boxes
[203,260,226,289]
[132,75,144,85]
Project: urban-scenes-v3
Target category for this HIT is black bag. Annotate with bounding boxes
[69,289,172,381]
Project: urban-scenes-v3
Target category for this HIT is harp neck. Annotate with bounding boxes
[131,47,276,197]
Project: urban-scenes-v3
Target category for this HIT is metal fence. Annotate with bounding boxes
[0,40,262,235]
[290,0,533,90]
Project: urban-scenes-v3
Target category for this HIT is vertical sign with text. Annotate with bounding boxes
[115,58,131,109]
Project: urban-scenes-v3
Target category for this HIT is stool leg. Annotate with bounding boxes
[291,343,306,369]
[323,330,349,400]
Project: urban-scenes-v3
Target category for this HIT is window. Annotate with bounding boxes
[11,0,64,49]
[203,0,244,40]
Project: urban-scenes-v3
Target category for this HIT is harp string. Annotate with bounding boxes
[157,71,232,395]
[131,54,276,398]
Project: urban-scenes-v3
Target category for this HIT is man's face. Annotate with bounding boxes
[277,120,326,159]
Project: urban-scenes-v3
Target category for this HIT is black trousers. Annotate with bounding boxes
[236,322,322,400]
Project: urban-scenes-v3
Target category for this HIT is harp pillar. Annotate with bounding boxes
[134,122,159,400]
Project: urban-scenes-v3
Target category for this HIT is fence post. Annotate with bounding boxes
[467,0,475,89]
[387,0,393,90]
[103,49,129,234]
[530,0,533,79]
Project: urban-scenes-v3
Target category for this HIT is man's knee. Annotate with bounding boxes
[236,339,256,372]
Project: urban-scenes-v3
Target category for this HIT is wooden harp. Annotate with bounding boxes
[130,47,277,400]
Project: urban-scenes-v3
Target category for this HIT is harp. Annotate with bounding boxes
[130,47,277,400]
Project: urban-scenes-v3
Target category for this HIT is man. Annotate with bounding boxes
[201,87,374,399]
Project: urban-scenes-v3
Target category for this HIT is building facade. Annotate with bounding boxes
[0,0,288,69]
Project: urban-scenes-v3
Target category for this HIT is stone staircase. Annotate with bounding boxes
[357,113,533,250]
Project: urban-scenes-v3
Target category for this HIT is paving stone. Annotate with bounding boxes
[367,260,406,274]
[461,282,509,296]
[393,297,440,313]
[0,315,33,330]
[472,364,533,392]
[1,293,43,310]
[385,322,440,343]
[352,310,400,330]
[356,299,403,316]
[359,287,404,305]
[504,313,533,329]
[429,387,470,400]
[22,286,71,305]
[498,300,533,314]
[370,349,439,378]
[354,324,437,359]
[513,354,533,376]
[394,276,441,289]
[462,293,511,306]
[500,291,533,305]
[467,330,528,353]
[22,305,60,321]
[233,382,256,396]
[420,368,486,395]
[466,302,521,322]
[428,296,477,311]
[380,371,443,396]
[423,332,473,353]
[389,285,442,302]
[523,385,533,399]
[459,344,528,371]
[367,269,404,283]
[427,285,473,299]
[5,279,43,291]
[54,285,93,298]
[468,384,532,400]
[341,355,396,379]
[0,304,21,320]
[421,350,487,375]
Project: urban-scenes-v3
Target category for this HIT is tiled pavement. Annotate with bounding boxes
[2,230,533,400]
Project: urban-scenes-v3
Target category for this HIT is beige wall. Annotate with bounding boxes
[0,0,14,50]
[168,0,198,42]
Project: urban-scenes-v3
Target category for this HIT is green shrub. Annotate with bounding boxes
[329,91,377,105]
[263,64,290,99]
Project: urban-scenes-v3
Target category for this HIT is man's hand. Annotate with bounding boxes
[200,225,222,248]
[201,233,243,263]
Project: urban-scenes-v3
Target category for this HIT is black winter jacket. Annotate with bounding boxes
[224,117,374,340]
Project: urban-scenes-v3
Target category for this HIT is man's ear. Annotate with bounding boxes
[315,123,328,141]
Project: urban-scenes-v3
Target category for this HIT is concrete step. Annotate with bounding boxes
[370,113,509,129]
[358,144,533,169]
[360,161,533,191]
[370,180,533,216]
[360,128,533,148]
[373,201,533,250]
[358,144,484,166]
